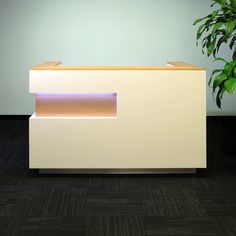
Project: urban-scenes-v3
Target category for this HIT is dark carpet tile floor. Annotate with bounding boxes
[0,117,236,235]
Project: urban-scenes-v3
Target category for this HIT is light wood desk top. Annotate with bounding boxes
[31,61,206,71]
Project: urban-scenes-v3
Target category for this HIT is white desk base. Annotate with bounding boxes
[29,62,206,173]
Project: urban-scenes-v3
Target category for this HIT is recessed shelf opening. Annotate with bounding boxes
[35,93,117,117]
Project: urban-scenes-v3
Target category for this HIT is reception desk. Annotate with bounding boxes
[29,61,206,173]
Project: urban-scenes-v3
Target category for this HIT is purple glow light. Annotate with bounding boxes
[36,93,116,96]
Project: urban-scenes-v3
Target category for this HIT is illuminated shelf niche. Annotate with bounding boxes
[35,93,117,117]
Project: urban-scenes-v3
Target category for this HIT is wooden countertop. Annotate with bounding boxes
[31,61,206,71]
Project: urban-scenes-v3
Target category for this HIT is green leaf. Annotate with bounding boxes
[220,87,226,99]
[233,51,236,60]
[226,20,236,36]
[193,17,207,25]
[214,58,229,63]
[223,61,236,75]
[216,95,221,108]
[224,78,236,94]
[205,18,213,27]
[215,0,227,4]
[209,69,223,86]
[230,61,236,67]
[216,36,227,53]
[216,84,225,109]
[212,22,224,34]
[213,48,217,58]
[202,35,211,55]
[211,10,219,17]
[229,36,236,50]
[231,60,236,67]
[230,0,236,8]
[216,81,227,108]
[202,35,211,44]
[206,37,212,55]
[202,41,207,54]
[213,72,227,90]
[197,24,206,40]
[207,37,217,56]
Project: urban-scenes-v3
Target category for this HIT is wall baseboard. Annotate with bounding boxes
[0,115,235,120]
[0,115,31,120]
[207,112,236,116]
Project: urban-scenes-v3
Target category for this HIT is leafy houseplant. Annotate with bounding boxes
[193,0,236,108]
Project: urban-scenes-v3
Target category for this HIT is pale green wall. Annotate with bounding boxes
[0,0,234,115]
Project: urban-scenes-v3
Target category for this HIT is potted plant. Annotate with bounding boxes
[193,0,236,108]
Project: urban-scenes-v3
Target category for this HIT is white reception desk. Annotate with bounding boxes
[29,61,206,173]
